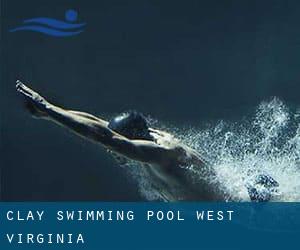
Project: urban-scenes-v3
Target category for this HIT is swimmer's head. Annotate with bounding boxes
[108,111,153,141]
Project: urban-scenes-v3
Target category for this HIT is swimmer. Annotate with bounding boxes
[16,80,278,201]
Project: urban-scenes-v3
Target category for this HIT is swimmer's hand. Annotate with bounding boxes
[16,80,49,118]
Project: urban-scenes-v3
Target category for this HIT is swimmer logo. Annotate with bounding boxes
[9,9,85,37]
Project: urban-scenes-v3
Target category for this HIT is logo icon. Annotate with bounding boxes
[9,9,85,37]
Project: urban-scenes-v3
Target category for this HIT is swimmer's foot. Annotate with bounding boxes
[16,80,49,118]
[246,174,279,202]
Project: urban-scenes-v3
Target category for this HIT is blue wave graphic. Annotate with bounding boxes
[9,9,85,37]
[23,18,85,29]
[10,25,84,37]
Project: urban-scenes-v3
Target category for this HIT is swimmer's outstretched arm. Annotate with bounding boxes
[16,81,176,165]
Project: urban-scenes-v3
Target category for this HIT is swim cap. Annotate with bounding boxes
[108,111,153,140]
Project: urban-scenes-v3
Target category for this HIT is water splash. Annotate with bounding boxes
[124,98,300,201]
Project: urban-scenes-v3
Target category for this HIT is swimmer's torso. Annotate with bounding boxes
[144,129,225,201]
[145,160,225,201]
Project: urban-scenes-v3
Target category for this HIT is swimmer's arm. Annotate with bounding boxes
[46,107,173,163]
[67,110,106,123]
[16,80,107,123]
[16,81,173,164]
[16,81,111,141]
[16,82,172,164]
[44,106,173,164]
